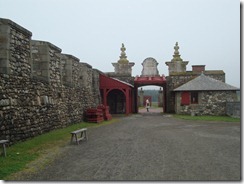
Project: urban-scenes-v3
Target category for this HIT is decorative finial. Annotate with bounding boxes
[174,42,179,54]
[118,43,129,64]
[171,42,183,62]
[121,43,125,51]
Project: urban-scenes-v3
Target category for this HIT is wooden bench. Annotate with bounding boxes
[0,140,9,157]
[70,128,88,145]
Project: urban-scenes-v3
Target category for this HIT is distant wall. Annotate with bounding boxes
[0,18,101,144]
[226,101,240,118]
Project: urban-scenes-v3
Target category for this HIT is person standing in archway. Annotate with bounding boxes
[146,99,150,112]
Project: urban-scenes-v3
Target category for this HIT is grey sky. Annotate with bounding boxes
[0,0,240,88]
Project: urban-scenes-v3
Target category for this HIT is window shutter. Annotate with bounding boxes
[181,92,190,105]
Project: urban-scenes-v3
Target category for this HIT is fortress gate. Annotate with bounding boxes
[134,57,167,113]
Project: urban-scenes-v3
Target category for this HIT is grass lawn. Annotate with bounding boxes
[173,114,240,122]
[0,119,118,180]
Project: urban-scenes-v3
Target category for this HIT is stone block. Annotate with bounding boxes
[0,58,9,67]
[39,54,50,61]
[0,35,9,46]
[0,50,9,59]
[0,99,10,106]
[10,98,17,106]
[36,96,41,106]
[0,66,10,74]
[43,96,49,104]
[37,61,49,70]
[0,24,10,34]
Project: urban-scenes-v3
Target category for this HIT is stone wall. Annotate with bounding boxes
[226,102,240,118]
[175,91,238,116]
[0,18,101,144]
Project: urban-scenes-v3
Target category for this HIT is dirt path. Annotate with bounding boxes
[139,106,164,113]
[19,113,240,181]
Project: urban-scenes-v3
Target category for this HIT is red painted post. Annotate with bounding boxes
[128,89,131,113]
[103,88,107,106]
[125,88,130,115]
[134,85,138,113]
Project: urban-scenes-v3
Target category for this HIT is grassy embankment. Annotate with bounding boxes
[173,114,240,122]
[0,119,118,180]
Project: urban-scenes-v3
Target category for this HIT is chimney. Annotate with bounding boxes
[192,65,205,72]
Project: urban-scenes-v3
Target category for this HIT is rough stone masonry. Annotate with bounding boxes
[0,18,101,144]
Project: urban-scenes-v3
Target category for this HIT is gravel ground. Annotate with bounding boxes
[19,113,240,181]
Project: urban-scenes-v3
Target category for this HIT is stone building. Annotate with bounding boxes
[173,73,239,115]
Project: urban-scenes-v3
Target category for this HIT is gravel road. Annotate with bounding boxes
[23,113,240,181]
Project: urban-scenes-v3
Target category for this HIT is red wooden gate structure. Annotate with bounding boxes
[134,75,167,113]
[99,74,134,115]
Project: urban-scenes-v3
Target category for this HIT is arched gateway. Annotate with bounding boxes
[134,57,167,113]
[101,44,167,115]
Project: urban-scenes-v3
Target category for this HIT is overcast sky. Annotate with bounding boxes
[0,0,240,89]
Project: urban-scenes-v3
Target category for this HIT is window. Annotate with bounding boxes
[181,92,190,105]
[191,92,198,104]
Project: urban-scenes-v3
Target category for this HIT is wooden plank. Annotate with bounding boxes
[71,128,87,134]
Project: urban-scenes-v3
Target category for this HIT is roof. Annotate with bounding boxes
[100,74,134,89]
[174,73,239,91]
[111,77,134,87]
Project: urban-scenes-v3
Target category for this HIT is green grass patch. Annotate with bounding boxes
[0,119,118,180]
[173,114,240,122]
[151,102,158,108]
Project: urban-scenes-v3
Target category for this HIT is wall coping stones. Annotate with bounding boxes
[80,62,92,69]
[93,68,104,75]
[31,40,62,53]
[63,54,80,62]
[169,70,225,76]
[0,18,32,37]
